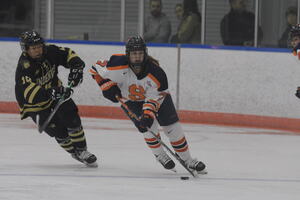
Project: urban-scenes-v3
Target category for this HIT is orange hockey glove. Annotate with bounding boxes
[89,65,103,84]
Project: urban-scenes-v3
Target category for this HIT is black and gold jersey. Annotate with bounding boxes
[15,44,85,119]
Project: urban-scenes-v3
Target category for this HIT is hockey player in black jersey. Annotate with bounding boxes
[90,36,206,173]
[15,30,97,167]
[289,24,300,99]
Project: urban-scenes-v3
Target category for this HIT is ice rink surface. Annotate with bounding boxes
[1,113,300,200]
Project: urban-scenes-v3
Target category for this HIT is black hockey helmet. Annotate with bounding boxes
[126,36,148,57]
[20,30,45,52]
[125,36,148,74]
[290,24,300,39]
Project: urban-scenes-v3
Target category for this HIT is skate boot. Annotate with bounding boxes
[72,150,98,167]
[155,152,176,171]
[186,159,207,174]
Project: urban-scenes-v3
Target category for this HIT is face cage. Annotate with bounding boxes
[21,41,45,52]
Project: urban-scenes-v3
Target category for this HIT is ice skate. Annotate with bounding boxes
[186,159,207,174]
[155,152,176,172]
[72,150,98,167]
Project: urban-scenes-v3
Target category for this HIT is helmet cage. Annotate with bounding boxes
[126,36,147,57]
[125,36,148,73]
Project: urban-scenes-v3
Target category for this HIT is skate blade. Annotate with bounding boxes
[170,168,177,173]
[197,169,208,175]
[85,162,98,168]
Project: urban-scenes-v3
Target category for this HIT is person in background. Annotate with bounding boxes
[144,0,171,43]
[278,6,297,48]
[175,3,184,21]
[220,0,263,46]
[290,24,300,99]
[170,3,184,43]
[90,36,206,174]
[15,30,97,167]
[171,0,201,44]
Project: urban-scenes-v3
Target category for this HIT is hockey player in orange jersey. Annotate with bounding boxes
[90,36,206,174]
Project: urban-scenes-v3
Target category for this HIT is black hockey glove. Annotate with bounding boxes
[295,87,300,99]
[99,79,122,103]
[139,111,155,129]
[48,86,73,101]
[136,124,148,133]
[68,68,83,87]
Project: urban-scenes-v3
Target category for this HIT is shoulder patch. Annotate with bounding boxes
[23,61,31,69]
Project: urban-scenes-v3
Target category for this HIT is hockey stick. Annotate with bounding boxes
[116,97,198,178]
[38,84,73,133]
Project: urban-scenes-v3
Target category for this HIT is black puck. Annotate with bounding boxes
[180,176,189,180]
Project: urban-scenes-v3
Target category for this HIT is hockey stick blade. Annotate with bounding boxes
[116,96,198,178]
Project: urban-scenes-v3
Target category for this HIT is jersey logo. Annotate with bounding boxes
[23,61,30,69]
[128,84,146,101]
[96,60,108,67]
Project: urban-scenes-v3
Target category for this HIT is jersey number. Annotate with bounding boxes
[128,84,146,101]
[21,76,32,84]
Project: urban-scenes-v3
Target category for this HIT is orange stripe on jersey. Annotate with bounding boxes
[144,110,155,118]
[143,103,156,112]
[171,137,186,146]
[147,74,161,89]
[148,99,160,109]
[107,65,128,71]
[149,99,159,105]
[112,54,126,56]
[100,81,117,91]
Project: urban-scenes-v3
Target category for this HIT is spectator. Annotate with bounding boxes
[170,3,183,43]
[278,6,297,48]
[171,0,201,44]
[175,3,184,20]
[220,0,263,46]
[144,0,171,43]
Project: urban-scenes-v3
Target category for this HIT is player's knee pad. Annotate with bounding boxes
[44,123,60,137]
[45,124,69,138]
[162,122,184,140]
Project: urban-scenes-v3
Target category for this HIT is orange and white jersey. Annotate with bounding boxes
[94,54,169,112]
